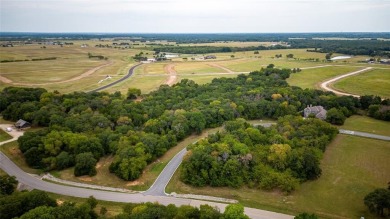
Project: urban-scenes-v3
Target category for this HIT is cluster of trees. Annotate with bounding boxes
[181,117,338,192]
[88,53,108,60]
[1,66,389,179]
[132,52,147,61]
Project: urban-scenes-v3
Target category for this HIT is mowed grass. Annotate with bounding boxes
[340,115,390,136]
[286,66,362,89]
[332,69,390,99]
[167,135,390,218]
[174,62,223,74]
[0,129,12,142]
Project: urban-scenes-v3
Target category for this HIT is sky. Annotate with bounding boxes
[1,0,390,33]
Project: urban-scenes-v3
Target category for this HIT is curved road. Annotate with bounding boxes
[88,63,143,93]
[320,67,373,97]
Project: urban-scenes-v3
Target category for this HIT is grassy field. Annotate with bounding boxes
[286,66,362,89]
[340,115,390,136]
[179,41,286,47]
[0,43,150,93]
[0,129,12,142]
[167,135,390,218]
[332,69,390,98]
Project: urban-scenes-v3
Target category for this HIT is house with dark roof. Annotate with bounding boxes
[303,105,327,120]
[204,55,216,59]
[15,119,31,129]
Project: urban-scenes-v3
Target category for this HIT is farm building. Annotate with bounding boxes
[15,119,31,129]
[204,55,216,59]
[303,105,327,120]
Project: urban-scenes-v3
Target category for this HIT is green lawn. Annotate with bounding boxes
[332,69,390,99]
[340,115,390,136]
[0,129,12,142]
[167,135,390,219]
[286,66,362,89]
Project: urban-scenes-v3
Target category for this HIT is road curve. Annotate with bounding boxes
[0,151,292,219]
[143,147,187,196]
[88,63,143,93]
[320,67,373,97]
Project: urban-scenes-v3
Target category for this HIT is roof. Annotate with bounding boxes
[15,119,31,127]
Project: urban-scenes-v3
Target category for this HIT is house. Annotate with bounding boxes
[303,105,327,120]
[204,55,216,59]
[15,119,31,129]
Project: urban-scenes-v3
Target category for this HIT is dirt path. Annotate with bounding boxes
[164,64,177,86]
[320,67,373,98]
[207,63,234,73]
[0,61,113,86]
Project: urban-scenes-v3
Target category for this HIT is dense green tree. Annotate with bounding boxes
[223,204,249,219]
[325,108,346,125]
[364,188,390,217]
[74,152,97,176]
[294,212,319,219]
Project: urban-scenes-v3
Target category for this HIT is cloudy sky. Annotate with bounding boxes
[1,0,389,33]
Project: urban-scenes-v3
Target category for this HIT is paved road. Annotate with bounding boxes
[339,129,390,141]
[0,152,292,219]
[143,147,187,196]
[320,67,373,97]
[88,63,142,93]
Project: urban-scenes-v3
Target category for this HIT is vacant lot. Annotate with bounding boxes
[167,135,390,218]
[340,115,390,136]
[332,69,390,98]
[287,66,362,89]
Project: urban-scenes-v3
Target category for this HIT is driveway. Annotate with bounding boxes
[0,124,24,146]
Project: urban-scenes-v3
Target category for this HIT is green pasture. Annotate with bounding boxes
[332,69,390,98]
[287,66,362,89]
[340,115,390,136]
[167,135,390,218]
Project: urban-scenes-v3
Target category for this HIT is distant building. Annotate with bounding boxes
[380,59,390,65]
[303,105,327,120]
[204,55,216,59]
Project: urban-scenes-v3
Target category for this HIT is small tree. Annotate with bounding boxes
[325,53,333,60]
[223,204,249,219]
[364,188,390,217]
[0,175,18,195]
[127,88,141,100]
[294,212,319,219]
[286,54,294,59]
[267,64,275,69]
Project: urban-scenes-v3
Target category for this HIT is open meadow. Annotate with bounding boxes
[331,68,390,98]
[286,66,363,89]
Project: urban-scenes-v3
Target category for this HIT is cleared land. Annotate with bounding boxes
[340,115,390,136]
[286,66,363,89]
[332,69,390,98]
[167,135,390,218]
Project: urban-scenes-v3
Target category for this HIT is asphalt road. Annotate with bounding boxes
[143,147,188,196]
[88,63,142,93]
[339,129,390,141]
[0,152,292,219]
